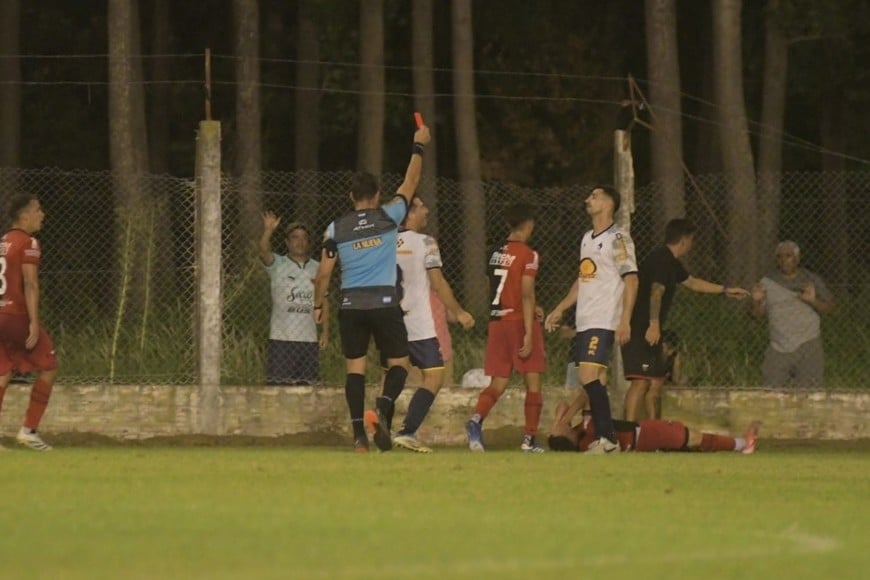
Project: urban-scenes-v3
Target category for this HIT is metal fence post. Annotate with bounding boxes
[611,127,636,418]
[194,120,222,434]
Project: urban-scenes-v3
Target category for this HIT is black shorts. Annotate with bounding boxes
[339,306,409,360]
[621,334,668,379]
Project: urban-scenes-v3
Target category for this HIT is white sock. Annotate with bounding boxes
[734,437,746,451]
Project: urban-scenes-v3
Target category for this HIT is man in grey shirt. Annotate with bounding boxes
[750,241,835,387]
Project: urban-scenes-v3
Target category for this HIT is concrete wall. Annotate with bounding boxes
[1,384,867,443]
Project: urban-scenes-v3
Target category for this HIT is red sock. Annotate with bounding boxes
[524,391,543,436]
[0,385,6,415]
[23,378,53,430]
[474,386,503,420]
[699,433,736,452]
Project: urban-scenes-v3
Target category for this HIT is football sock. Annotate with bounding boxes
[733,438,747,452]
[699,433,736,452]
[380,366,408,426]
[23,378,53,430]
[345,373,366,439]
[473,386,502,421]
[399,388,436,436]
[583,380,616,443]
[0,385,6,415]
[523,391,543,436]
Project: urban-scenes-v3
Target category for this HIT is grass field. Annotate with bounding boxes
[1,441,868,579]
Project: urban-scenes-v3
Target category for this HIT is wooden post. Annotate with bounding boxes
[610,111,636,419]
[194,120,222,434]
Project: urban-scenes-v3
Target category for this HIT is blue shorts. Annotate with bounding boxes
[380,337,444,370]
[267,340,319,385]
[572,329,615,368]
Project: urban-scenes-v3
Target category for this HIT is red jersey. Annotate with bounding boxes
[0,229,41,316]
[487,240,539,321]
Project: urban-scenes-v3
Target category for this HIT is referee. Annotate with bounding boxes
[313,123,431,452]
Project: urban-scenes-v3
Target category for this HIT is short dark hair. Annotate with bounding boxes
[664,218,697,244]
[593,184,621,213]
[504,202,536,230]
[350,172,379,202]
[8,194,38,223]
[285,222,310,239]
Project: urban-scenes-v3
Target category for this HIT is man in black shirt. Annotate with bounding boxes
[622,219,749,420]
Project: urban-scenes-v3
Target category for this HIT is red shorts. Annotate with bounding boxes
[635,419,688,452]
[0,314,58,375]
[484,318,546,378]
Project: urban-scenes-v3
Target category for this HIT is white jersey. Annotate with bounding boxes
[264,255,319,342]
[575,224,638,331]
[396,230,443,341]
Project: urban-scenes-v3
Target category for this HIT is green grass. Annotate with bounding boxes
[1,443,868,579]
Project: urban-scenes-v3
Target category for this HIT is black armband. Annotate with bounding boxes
[324,238,338,259]
[412,142,425,156]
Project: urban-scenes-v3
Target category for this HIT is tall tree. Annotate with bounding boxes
[357,0,384,175]
[233,0,262,250]
[294,0,321,227]
[757,0,788,260]
[412,0,439,236]
[108,0,151,316]
[451,0,486,314]
[645,0,685,232]
[712,0,758,284]
[148,0,171,175]
[0,0,20,172]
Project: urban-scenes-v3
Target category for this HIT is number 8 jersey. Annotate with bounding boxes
[487,240,539,321]
[0,229,41,315]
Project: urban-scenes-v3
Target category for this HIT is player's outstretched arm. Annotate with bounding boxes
[683,276,749,299]
[396,125,431,205]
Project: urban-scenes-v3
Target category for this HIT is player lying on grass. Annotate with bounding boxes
[547,391,759,454]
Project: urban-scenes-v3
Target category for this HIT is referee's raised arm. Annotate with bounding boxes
[396,125,431,205]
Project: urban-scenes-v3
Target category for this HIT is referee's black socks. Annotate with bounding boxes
[379,366,409,427]
[346,373,366,439]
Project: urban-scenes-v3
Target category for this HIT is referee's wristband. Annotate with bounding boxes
[721,285,728,294]
[412,142,425,156]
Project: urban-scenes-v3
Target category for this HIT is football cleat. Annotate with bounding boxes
[363,410,378,439]
[372,408,393,452]
[742,421,761,455]
[16,428,52,451]
[584,436,620,455]
[521,435,545,453]
[393,433,432,454]
[465,419,485,452]
[353,436,370,453]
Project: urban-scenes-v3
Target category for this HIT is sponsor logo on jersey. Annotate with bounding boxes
[352,237,383,250]
[579,257,597,280]
[489,250,516,268]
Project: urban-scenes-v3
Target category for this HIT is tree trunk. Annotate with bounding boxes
[294,0,320,228]
[357,0,385,175]
[233,0,262,252]
[148,0,171,175]
[645,0,684,232]
[451,0,487,315]
[820,48,848,287]
[712,0,758,285]
[412,0,439,237]
[757,0,787,262]
[108,0,151,317]
[0,0,20,174]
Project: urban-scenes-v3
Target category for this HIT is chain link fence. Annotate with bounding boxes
[2,167,867,388]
